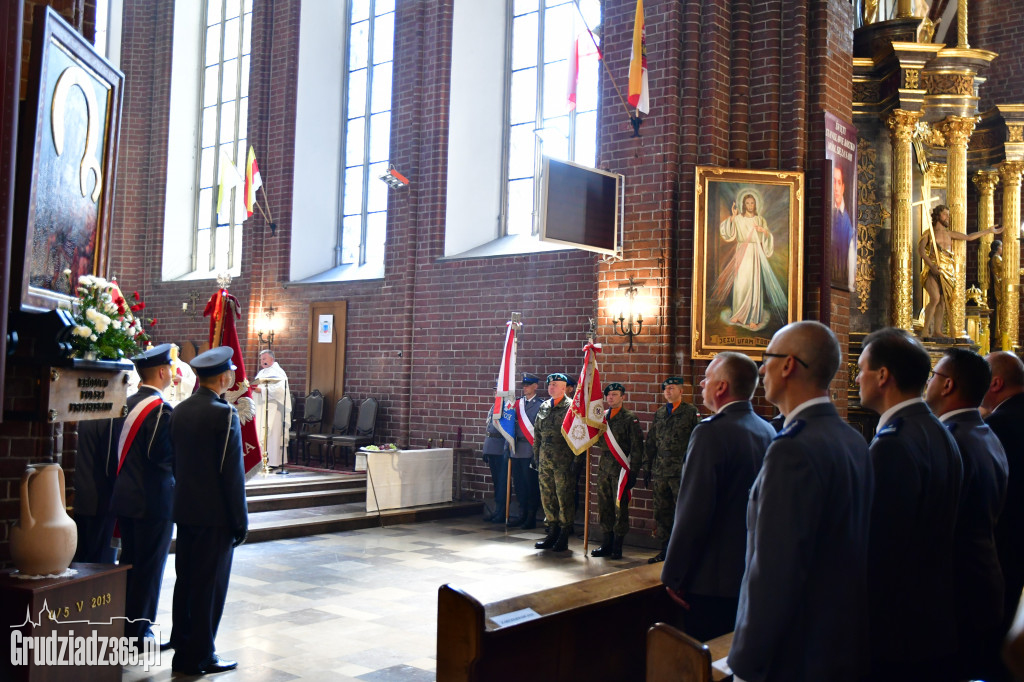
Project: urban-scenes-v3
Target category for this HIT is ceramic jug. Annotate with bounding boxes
[9,463,77,576]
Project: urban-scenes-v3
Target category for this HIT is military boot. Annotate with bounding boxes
[647,542,668,564]
[590,532,615,558]
[534,525,560,550]
[610,536,624,560]
[551,525,572,552]
[519,507,537,530]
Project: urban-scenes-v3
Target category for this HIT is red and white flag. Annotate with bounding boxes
[244,145,263,218]
[205,288,263,479]
[561,341,606,455]
[491,319,518,448]
[627,0,649,114]
[567,32,601,112]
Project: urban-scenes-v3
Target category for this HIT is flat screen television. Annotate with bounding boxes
[539,157,622,256]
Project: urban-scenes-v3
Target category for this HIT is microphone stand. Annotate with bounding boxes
[276,374,290,475]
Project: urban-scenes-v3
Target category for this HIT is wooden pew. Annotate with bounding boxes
[646,622,733,681]
[437,563,692,681]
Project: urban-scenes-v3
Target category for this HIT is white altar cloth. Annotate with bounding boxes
[364,448,453,512]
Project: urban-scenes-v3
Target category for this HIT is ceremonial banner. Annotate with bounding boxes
[561,341,606,455]
[205,288,263,479]
[491,319,518,448]
[627,0,649,114]
[244,145,263,218]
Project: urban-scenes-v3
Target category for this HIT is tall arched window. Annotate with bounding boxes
[339,0,395,267]
[504,0,600,236]
[193,0,253,275]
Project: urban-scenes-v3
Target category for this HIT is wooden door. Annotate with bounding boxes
[307,301,347,407]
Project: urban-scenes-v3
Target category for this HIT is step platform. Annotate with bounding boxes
[168,469,482,549]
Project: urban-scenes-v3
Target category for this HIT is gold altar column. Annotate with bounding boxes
[896,0,913,17]
[973,171,1000,293]
[938,116,977,338]
[958,0,968,48]
[887,109,922,331]
[999,161,1024,349]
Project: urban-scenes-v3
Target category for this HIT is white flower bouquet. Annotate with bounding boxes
[60,270,152,360]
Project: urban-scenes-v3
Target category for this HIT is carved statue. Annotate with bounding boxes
[989,240,1003,345]
[919,204,1002,338]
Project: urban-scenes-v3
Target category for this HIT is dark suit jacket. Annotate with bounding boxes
[945,410,1008,634]
[110,387,174,519]
[729,402,873,682]
[985,392,1024,628]
[661,401,774,598]
[74,418,116,516]
[868,401,962,666]
[170,387,248,532]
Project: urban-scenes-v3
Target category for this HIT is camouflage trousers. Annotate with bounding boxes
[651,474,681,542]
[539,452,575,527]
[596,468,631,537]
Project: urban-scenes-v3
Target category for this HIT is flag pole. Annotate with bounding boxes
[582,318,597,556]
[504,312,521,530]
[569,0,634,123]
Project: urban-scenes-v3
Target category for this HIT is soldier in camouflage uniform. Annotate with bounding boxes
[644,376,700,563]
[591,382,644,560]
[533,373,577,552]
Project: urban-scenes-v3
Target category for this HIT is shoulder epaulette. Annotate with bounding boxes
[773,419,806,439]
[700,412,724,424]
[945,421,958,434]
[875,417,902,438]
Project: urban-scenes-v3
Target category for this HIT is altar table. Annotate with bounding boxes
[364,448,453,512]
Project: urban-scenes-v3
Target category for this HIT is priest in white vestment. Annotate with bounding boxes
[252,349,292,467]
[162,344,197,406]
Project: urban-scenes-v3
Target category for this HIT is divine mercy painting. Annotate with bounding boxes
[692,167,804,360]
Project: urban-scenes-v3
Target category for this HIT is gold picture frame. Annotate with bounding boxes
[692,166,804,360]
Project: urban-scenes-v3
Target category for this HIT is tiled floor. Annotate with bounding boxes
[124,516,657,680]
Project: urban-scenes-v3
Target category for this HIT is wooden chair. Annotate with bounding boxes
[305,396,353,468]
[646,622,714,682]
[331,397,379,464]
[287,390,324,465]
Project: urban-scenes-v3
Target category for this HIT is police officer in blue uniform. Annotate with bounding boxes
[926,348,1008,680]
[662,352,774,641]
[168,347,248,675]
[110,343,175,650]
[482,395,510,523]
[73,417,118,564]
[857,327,962,681]
[729,322,873,682]
[509,373,542,529]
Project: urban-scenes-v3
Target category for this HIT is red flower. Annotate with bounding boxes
[132,291,139,300]
[130,302,145,312]
[150,318,158,327]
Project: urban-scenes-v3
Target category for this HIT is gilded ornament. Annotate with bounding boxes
[921,72,974,97]
[1008,124,1024,143]
[51,66,103,203]
[904,69,920,89]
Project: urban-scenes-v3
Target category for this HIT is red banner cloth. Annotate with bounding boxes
[205,289,263,479]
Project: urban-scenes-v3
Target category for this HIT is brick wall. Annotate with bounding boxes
[975,3,1024,112]
[2,0,859,558]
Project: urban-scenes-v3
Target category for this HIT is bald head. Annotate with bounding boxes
[780,321,841,390]
[983,351,1024,411]
[988,351,1024,389]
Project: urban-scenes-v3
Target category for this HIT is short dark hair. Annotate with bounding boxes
[942,348,991,407]
[931,204,949,226]
[862,327,931,394]
[715,352,759,400]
